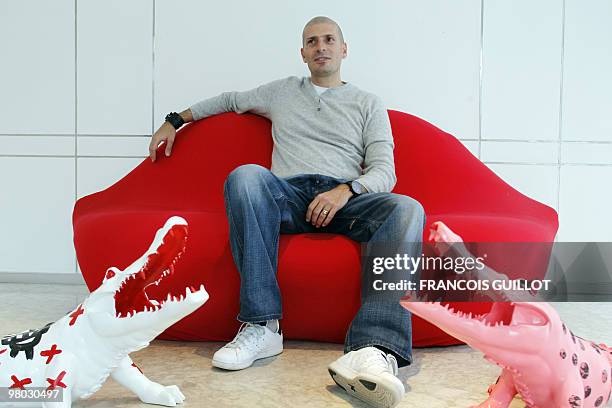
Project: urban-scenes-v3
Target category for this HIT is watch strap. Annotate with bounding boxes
[165,112,185,130]
[346,181,357,197]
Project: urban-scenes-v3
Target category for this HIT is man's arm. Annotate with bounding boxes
[189,78,285,121]
[354,97,397,193]
[149,78,286,162]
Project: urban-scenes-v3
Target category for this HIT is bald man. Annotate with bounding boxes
[149,16,424,408]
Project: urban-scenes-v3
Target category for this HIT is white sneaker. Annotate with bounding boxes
[328,346,405,408]
[212,321,283,370]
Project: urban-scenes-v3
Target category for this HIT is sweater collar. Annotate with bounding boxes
[303,76,351,97]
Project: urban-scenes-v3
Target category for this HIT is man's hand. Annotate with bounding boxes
[306,184,353,228]
[149,122,176,162]
[148,110,193,162]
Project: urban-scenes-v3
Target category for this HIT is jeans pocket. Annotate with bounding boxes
[284,173,307,181]
[284,174,312,189]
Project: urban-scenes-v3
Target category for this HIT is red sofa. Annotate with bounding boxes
[72,110,558,346]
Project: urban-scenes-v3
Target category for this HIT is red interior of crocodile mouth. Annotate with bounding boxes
[114,224,196,318]
[435,301,549,327]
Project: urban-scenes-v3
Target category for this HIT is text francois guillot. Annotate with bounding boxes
[371,254,551,292]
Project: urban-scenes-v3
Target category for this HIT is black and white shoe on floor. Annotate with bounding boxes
[212,320,283,370]
[328,346,405,408]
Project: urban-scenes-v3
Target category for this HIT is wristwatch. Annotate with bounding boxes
[346,180,366,197]
[165,112,185,130]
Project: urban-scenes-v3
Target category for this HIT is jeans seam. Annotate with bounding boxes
[272,198,282,273]
[345,325,353,346]
[224,183,245,255]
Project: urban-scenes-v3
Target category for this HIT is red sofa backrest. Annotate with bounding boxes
[388,110,555,219]
[77,110,557,239]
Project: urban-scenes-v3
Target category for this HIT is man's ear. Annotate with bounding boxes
[342,42,348,59]
[300,47,306,62]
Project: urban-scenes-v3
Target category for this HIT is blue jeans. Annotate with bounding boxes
[223,164,426,364]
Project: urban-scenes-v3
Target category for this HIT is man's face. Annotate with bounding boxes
[301,23,347,78]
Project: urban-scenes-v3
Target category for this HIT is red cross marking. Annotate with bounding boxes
[68,304,84,326]
[10,375,32,389]
[40,344,63,364]
[46,370,67,390]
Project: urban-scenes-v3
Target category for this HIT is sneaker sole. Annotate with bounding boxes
[212,343,283,371]
[328,361,404,408]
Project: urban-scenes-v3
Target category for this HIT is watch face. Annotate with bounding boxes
[351,181,363,195]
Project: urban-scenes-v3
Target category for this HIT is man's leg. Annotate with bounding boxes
[215,164,312,370]
[341,192,426,364]
[223,164,314,321]
[324,186,425,408]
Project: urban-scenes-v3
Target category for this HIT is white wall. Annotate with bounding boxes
[0,0,611,277]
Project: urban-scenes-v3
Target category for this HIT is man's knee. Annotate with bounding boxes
[389,195,426,227]
[224,164,271,196]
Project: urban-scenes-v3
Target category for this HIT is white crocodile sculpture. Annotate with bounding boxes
[0,216,208,407]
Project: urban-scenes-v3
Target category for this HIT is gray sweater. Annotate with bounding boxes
[190,76,396,193]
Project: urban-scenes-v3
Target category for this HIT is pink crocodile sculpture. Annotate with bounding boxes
[400,222,612,408]
[401,300,612,408]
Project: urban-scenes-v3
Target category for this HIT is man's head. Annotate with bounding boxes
[301,16,347,81]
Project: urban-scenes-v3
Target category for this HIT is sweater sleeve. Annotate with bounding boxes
[189,78,286,120]
[354,97,397,193]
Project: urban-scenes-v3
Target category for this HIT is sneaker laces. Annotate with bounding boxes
[225,322,265,350]
[361,348,399,377]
